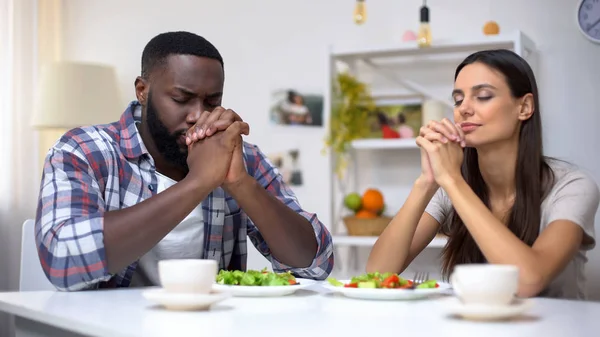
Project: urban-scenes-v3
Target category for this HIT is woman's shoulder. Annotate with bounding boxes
[546,158,600,197]
[542,157,599,251]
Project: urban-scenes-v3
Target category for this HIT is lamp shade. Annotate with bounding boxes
[32,61,123,129]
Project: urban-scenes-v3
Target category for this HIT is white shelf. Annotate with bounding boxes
[351,138,418,150]
[333,235,448,248]
[331,30,535,61]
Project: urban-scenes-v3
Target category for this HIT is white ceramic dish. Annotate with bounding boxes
[451,264,519,305]
[323,279,451,300]
[142,288,231,311]
[444,297,533,321]
[212,278,318,297]
[158,259,218,294]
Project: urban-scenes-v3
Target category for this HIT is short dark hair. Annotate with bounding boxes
[141,31,223,78]
[375,111,389,125]
[287,90,299,103]
[397,113,406,124]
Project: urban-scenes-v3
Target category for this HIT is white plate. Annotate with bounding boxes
[212,278,318,297]
[142,288,231,311]
[444,297,533,321]
[323,279,451,300]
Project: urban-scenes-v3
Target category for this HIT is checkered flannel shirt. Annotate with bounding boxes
[35,101,334,291]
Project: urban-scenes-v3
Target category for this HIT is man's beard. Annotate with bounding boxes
[146,92,189,172]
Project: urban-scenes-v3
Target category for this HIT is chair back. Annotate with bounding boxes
[19,219,55,291]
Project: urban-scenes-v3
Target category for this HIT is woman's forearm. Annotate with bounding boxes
[367,178,439,273]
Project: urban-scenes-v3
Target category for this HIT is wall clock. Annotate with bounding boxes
[577,0,600,44]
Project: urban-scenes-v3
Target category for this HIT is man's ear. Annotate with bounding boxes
[134,76,148,105]
[517,93,534,121]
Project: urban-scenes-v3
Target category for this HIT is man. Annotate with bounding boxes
[34,31,334,291]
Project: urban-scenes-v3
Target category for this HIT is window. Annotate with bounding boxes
[0,0,13,199]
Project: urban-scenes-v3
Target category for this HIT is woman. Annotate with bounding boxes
[281,90,312,125]
[375,110,401,139]
[366,49,599,299]
[396,113,415,138]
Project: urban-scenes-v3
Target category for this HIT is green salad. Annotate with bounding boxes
[327,272,439,289]
[216,268,298,286]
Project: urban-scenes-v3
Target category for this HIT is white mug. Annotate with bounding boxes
[158,259,217,294]
[450,264,519,305]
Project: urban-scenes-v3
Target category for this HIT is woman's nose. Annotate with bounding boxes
[458,98,474,116]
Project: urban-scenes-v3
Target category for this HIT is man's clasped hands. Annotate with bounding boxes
[182,107,250,193]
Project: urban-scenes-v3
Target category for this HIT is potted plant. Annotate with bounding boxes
[324,72,375,179]
[324,72,379,233]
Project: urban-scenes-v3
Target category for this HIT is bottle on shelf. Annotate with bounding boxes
[417,0,431,47]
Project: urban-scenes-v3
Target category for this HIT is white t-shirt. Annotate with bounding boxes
[130,171,205,287]
[424,159,599,300]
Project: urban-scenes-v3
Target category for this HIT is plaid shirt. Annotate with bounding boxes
[35,101,334,291]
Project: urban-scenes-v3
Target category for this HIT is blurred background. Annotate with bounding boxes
[1,0,599,335]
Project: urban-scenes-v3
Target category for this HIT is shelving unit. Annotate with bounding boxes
[351,138,418,150]
[333,234,448,248]
[329,30,536,109]
[325,31,537,276]
[331,30,535,61]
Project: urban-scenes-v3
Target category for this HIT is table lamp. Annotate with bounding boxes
[31,61,122,129]
[31,61,123,168]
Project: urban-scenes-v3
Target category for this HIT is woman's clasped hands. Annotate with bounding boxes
[416,118,466,187]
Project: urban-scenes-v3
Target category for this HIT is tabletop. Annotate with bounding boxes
[1,283,600,337]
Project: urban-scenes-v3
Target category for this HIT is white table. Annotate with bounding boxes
[1,284,600,337]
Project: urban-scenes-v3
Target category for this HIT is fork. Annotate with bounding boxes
[410,271,429,289]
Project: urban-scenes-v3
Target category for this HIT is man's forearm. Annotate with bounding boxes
[103,176,212,274]
[225,175,318,268]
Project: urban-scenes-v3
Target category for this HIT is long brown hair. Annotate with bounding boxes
[440,49,555,278]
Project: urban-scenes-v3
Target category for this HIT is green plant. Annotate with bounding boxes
[324,72,375,178]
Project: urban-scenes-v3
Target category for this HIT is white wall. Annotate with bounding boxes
[60,0,600,297]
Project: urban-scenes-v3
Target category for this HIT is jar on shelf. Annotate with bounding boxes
[422,99,451,125]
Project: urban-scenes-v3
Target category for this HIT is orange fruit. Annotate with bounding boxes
[355,209,377,219]
[362,188,384,213]
[483,21,500,35]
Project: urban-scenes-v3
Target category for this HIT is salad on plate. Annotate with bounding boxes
[215,268,299,286]
[327,272,440,289]
[213,269,314,297]
[324,272,448,300]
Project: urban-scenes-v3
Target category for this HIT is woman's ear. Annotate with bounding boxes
[517,93,535,121]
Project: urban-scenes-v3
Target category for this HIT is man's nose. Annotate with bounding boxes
[185,107,204,124]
